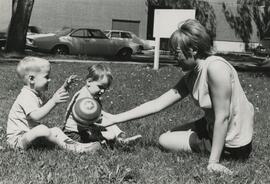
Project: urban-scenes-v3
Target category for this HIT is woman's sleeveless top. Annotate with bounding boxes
[184,56,254,148]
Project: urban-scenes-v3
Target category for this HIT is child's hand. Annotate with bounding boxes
[62,75,78,91]
[207,163,233,175]
[52,87,70,104]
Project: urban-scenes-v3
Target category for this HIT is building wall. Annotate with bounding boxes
[211,0,259,52]
[0,0,12,31]
[29,0,148,39]
[213,41,259,53]
[0,0,262,53]
[212,1,259,43]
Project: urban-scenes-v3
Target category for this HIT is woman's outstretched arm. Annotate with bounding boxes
[100,87,187,127]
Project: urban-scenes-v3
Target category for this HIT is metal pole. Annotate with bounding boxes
[154,36,160,70]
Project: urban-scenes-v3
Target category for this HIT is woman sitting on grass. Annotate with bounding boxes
[97,19,254,174]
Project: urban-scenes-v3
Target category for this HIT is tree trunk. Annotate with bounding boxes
[12,0,19,15]
[5,0,34,54]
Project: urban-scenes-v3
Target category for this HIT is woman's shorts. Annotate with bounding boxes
[171,117,252,160]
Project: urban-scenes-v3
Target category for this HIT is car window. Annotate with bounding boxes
[70,29,88,38]
[86,30,93,38]
[89,30,107,39]
[121,32,132,39]
[111,32,120,38]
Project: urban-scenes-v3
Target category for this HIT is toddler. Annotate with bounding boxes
[63,64,141,147]
[7,57,101,152]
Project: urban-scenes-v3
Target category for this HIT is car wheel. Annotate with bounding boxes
[52,45,69,55]
[117,48,132,60]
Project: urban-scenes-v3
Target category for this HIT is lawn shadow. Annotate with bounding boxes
[27,137,58,151]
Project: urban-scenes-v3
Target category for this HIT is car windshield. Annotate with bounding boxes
[55,28,73,36]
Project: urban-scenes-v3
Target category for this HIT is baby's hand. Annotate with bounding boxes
[207,163,233,175]
[52,87,69,104]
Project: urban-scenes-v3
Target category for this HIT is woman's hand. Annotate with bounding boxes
[94,111,116,127]
[207,163,233,175]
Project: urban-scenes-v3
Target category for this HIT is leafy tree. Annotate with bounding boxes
[222,2,252,50]
[222,0,270,49]
[251,0,270,39]
[146,0,216,39]
[5,0,34,55]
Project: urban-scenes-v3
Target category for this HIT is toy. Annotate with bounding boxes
[72,97,101,126]
[62,75,78,91]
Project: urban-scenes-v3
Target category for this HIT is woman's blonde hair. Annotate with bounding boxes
[169,19,212,59]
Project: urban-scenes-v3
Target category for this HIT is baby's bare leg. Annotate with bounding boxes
[49,127,101,153]
[102,125,123,140]
[21,124,52,148]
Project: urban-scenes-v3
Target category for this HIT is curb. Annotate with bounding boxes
[0,57,175,66]
[1,57,269,72]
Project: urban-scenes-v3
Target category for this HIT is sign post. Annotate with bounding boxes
[153,9,196,70]
[153,36,160,70]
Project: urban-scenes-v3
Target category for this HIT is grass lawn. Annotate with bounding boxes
[0,60,270,183]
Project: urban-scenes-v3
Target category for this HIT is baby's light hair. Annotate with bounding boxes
[86,64,113,88]
[17,56,50,80]
[169,19,212,59]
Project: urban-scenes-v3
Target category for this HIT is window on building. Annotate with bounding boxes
[112,19,140,36]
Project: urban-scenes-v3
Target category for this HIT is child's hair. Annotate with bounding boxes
[17,57,50,81]
[86,64,113,87]
[169,19,212,59]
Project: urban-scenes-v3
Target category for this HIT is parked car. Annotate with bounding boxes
[0,26,41,49]
[27,26,42,35]
[103,30,154,51]
[26,28,139,59]
[254,37,270,57]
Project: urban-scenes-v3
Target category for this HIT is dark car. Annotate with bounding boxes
[254,37,270,57]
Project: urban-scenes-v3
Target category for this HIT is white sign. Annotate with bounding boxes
[153,9,195,70]
[153,9,196,38]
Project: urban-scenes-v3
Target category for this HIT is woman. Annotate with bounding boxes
[98,19,254,174]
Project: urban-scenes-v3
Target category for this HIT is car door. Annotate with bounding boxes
[69,29,89,54]
[84,29,114,56]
